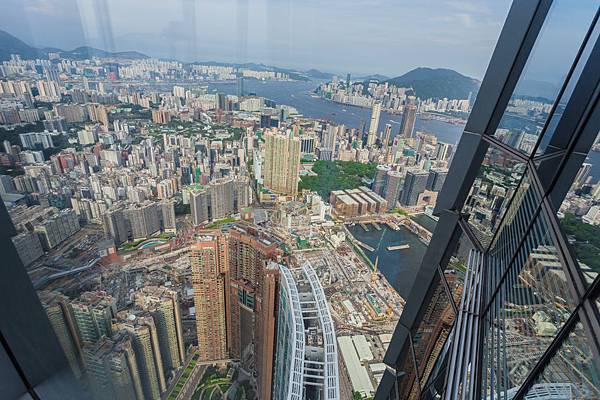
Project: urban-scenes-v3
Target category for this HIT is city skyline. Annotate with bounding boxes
[0,1,598,400]
[0,0,514,79]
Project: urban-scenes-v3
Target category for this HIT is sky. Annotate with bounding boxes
[1,0,517,79]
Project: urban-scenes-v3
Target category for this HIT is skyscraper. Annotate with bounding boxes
[84,333,144,400]
[257,265,280,400]
[189,176,251,226]
[373,165,391,196]
[367,101,382,146]
[426,168,448,192]
[236,76,244,97]
[400,170,429,206]
[227,224,281,398]
[190,231,229,361]
[382,123,392,147]
[38,291,83,379]
[69,291,116,346]
[273,262,340,400]
[400,97,417,138]
[115,312,167,400]
[190,187,211,225]
[383,170,403,210]
[263,130,301,196]
[134,286,185,374]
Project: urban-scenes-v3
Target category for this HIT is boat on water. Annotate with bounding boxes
[387,244,410,251]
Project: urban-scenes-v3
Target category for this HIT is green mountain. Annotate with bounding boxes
[385,67,480,100]
[0,30,148,61]
[0,30,44,61]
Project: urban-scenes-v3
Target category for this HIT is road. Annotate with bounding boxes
[176,363,206,400]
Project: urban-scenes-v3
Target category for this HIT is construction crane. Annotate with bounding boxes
[371,229,386,282]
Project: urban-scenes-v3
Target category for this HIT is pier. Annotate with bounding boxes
[355,240,375,252]
[386,244,410,251]
[386,221,400,231]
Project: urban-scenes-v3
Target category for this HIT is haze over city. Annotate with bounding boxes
[0,0,515,78]
[0,2,599,400]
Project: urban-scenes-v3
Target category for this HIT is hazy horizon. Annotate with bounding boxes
[0,0,516,79]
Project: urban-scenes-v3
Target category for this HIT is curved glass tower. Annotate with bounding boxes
[273,262,340,400]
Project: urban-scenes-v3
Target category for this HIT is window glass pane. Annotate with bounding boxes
[481,211,580,398]
[523,321,600,399]
[419,330,452,400]
[445,225,476,306]
[462,144,527,248]
[410,272,456,390]
[394,341,421,400]
[557,132,600,288]
[487,169,541,298]
[491,0,599,156]
[535,18,600,157]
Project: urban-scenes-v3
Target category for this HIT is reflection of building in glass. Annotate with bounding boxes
[375,4,600,400]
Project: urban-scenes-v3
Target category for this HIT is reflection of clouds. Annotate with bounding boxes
[3,0,511,78]
[23,0,60,15]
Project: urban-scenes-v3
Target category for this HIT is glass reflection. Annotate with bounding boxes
[557,131,600,287]
[411,272,456,391]
[462,145,526,248]
[535,17,600,157]
[524,322,600,399]
[481,211,579,399]
[445,226,475,306]
[492,0,599,156]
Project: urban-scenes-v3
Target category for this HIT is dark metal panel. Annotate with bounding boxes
[0,202,84,399]
[374,370,397,400]
[0,338,30,400]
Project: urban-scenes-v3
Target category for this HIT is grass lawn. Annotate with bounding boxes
[205,217,237,229]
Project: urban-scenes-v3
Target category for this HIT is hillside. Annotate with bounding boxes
[0,29,148,61]
[385,67,480,100]
[0,30,43,61]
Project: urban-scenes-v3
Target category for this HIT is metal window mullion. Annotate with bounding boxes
[445,253,471,399]
[480,134,530,164]
[580,299,600,372]
[437,264,459,316]
[464,251,483,400]
[474,251,488,400]
[407,333,421,397]
[469,254,484,398]
[445,249,475,400]
[458,251,479,399]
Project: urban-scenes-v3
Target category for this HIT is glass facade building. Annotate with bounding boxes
[273,262,340,400]
[375,1,600,399]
